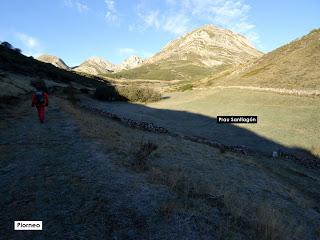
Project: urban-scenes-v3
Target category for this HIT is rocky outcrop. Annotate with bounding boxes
[119,55,144,70]
[37,54,70,70]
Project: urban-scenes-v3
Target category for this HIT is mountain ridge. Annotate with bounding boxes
[36,54,70,70]
[108,24,263,80]
[37,53,145,75]
[73,55,145,75]
[39,24,262,80]
[146,24,262,67]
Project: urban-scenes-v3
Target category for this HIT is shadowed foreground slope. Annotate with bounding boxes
[0,94,319,239]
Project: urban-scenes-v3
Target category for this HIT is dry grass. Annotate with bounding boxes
[131,141,158,171]
[157,200,181,221]
[177,83,193,92]
[242,63,273,78]
[146,161,318,239]
[205,29,320,90]
[61,97,320,239]
[63,84,80,105]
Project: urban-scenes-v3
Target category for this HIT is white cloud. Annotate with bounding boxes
[234,22,255,33]
[165,0,177,5]
[16,33,40,49]
[75,1,89,12]
[105,0,119,23]
[162,13,190,35]
[15,33,43,56]
[137,6,190,35]
[64,0,89,13]
[136,0,260,45]
[142,10,161,29]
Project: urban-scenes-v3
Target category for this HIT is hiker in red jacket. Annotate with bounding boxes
[32,84,49,123]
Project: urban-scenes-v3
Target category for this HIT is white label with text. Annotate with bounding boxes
[14,221,42,231]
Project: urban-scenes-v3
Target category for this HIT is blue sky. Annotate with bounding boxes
[0,0,319,66]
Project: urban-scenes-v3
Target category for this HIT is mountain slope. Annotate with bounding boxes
[37,54,70,70]
[0,44,113,100]
[147,24,262,67]
[74,57,116,75]
[203,28,320,90]
[107,25,262,81]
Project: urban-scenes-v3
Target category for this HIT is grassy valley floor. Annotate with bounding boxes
[151,88,320,156]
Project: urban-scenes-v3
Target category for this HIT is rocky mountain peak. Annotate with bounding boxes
[147,25,262,67]
[36,54,70,70]
[74,55,145,75]
[73,56,115,75]
[120,55,145,70]
[85,57,113,65]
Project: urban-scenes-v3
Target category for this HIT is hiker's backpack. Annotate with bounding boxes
[35,91,45,104]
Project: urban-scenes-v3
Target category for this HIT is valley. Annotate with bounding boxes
[1,22,319,239]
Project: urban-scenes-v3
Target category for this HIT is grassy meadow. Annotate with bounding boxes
[102,60,220,81]
[150,88,320,156]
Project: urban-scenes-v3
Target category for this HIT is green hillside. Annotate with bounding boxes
[102,60,219,81]
[201,28,320,90]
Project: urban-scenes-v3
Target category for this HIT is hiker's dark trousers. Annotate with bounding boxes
[36,106,45,123]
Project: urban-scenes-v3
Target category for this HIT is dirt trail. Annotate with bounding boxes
[0,97,197,239]
[1,96,320,239]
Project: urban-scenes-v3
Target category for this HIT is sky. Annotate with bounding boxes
[0,0,319,66]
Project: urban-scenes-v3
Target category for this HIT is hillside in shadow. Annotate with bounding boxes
[0,42,163,105]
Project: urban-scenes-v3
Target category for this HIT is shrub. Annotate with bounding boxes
[1,41,13,49]
[178,83,193,92]
[13,48,22,54]
[132,141,158,171]
[117,85,162,102]
[94,85,121,101]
